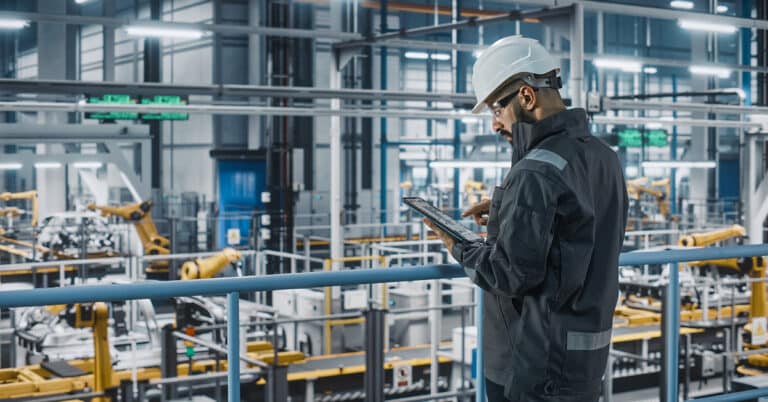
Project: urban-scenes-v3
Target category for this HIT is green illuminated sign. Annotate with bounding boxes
[85,94,139,120]
[617,129,668,148]
[85,94,189,121]
[139,95,189,121]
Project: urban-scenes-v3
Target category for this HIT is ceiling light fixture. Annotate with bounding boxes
[0,17,29,30]
[679,19,737,34]
[0,163,22,170]
[593,57,643,73]
[670,1,695,9]
[643,67,658,74]
[73,162,104,169]
[404,51,451,61]
[34,162,62,169]
[430,160,509,169]
[641,160,716,169]
[689,65,732,78]
[716,4,728,13]
[124,24,206,39]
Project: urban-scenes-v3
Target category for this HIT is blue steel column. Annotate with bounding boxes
[670,75,678,215]
[664,263,680,402]
[379,0,388,225]
[453,3,466,219]
[228,292,240,402]
[476,287,485,402]
[742,0,753,107]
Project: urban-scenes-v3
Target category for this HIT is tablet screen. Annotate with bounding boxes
[403,197,483,243]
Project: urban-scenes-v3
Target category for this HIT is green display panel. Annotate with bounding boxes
[84,94,189,121]
[617,129,668,148]
[84,94,139,120]
[139,95,189,121]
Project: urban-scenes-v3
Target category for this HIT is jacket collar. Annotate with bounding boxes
[527,108,589,150]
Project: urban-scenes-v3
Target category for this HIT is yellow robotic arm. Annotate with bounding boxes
[64,303,112,402]
[87,201,170,249]
[679,225,767,325]
[679,224,746,248]
[0,191,38,227]
[181,248,241,280]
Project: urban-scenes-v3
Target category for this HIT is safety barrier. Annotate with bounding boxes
[4,244,768,401]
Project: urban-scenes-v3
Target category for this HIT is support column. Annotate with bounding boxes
[364,309,385,402]
[102,0,115,82]
[248,0,265,149]
[379,0,388,225]
[144,0,162,192]
[330,54,343,271]
[36,0,72,218]
[569,3,584,108]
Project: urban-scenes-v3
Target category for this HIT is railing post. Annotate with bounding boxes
[228,292,240,402]
[364,308,385,402]
[476,287,485,402]
[160,324,178,400]
[661,263,680,402]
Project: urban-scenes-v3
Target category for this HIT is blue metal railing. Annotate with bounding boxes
[3,244,768,402]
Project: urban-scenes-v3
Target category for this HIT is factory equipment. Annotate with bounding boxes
[627,177,670,223]
[0,190,39,228]
[88,201,171,277]
[180,247,241,280]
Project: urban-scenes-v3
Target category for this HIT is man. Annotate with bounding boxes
[424,36,628,401]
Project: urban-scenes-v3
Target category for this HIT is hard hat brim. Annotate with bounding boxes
[471,100,487,114]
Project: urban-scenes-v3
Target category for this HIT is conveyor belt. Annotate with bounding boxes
[287,345,451,381]
[612,325,703,344]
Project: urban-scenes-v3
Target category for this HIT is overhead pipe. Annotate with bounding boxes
[0,101,762,130]
[334,6,572,50]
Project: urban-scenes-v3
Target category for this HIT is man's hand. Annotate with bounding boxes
[462,198,491,226]
[423,218,455,252]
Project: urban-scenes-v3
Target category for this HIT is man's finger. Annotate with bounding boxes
[461,204,483,218]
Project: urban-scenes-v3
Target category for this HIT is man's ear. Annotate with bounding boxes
[518,86,537,111]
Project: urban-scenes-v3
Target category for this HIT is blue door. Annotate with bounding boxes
[217,160,266,248]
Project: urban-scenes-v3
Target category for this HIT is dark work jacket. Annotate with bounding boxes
[452,108,628,401]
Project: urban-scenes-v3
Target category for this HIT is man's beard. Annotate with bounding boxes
[497,102,535,144]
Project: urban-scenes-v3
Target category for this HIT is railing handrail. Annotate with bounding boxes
[1,244,768,308]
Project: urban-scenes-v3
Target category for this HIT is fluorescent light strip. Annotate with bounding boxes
[641,161,716,169]
[679,19,736,34]
[670,0,695,9]
[0,163,22,170]
[430,160,509,168]
[0,18,29,30]
[124,24,205,39]
[34,162,62,169]
[690,65,732,78]
[404,51,451,61]
[593,57,642,73]
[73,162,103,169]
[643,67,658,74]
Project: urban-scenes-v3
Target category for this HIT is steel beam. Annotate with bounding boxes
[0,11,360,41]
[0,78,476,103]
[334,6,572,50]
[0,101,761,130]
[603,99,768,115]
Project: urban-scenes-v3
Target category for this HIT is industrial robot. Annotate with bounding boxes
[88,201,171,276]
[678,225,768,372]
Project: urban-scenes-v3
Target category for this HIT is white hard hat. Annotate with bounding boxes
[471,35,561,114]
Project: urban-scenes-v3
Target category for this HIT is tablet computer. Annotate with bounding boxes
[403,197,483,243]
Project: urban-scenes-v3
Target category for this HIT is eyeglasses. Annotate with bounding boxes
[489,84,540,117]
[490,88,521,117]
